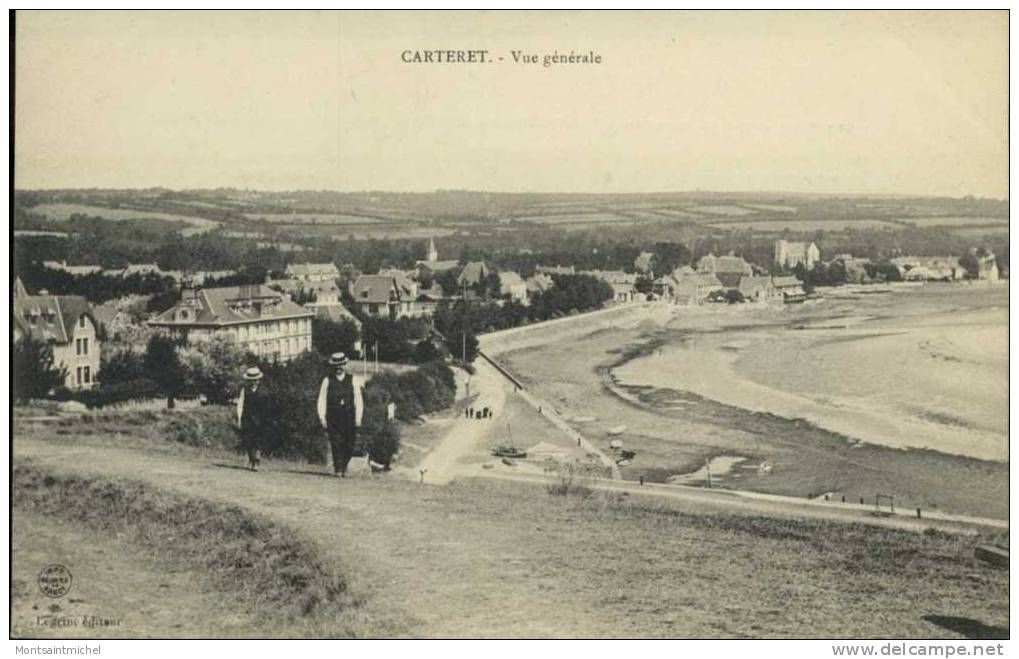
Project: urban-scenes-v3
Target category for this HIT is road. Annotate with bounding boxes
[413,358,506,484]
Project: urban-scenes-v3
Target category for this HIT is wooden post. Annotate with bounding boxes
[705,459,712,489]
[916,507,922,519]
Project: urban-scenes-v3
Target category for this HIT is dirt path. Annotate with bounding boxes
[14,438,611,637]
[414,359,506,484]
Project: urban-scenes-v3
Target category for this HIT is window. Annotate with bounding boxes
[82,338,89,356]
[83,366,91,384]
[78,316,86,329]
[75,339,81,355]
[76,367,82,386]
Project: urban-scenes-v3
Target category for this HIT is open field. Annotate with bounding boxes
[708,218,902,231]
[11,428,1009,639]
[518,212,629,224]
[243,212,383,224]
[689,205,757,216]
[896,216,1009,227]
[742,204,798,213]
[27,202,220,234]
[492,286,1008,519]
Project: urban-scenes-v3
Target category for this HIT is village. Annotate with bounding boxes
[13,234,1004,395]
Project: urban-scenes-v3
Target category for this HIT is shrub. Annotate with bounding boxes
[179,332,245,404]
[546,463,594,498]
[71,378,162,409]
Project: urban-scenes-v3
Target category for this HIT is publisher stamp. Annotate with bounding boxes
[38,564,73,598]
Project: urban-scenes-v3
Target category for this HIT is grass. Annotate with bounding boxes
[12,426,1010,638]
[12,461,367,636]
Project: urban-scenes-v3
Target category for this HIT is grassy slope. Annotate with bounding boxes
[12,512,267,638]
[12,422,1009,639]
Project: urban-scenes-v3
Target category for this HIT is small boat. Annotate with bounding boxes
[492,446,527,459]
[607,425,627,436]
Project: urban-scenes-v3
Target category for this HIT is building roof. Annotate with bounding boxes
[458,261,490,286]
[351,275,401,305]
[771,275,803,288]
[498,271,525,288]
[697,253,753,275]
[286,262,340,278]
[13,293,95,345]
[738,276,776,295]
[313,302,363,328]
[536,265,575,276]
[377,269,417,295]
[416,259,460,272]
[581,270,637,284]
[526,274,555,293]
[268,278,340,296]
[148,284,313,327]
[42,260,103,276]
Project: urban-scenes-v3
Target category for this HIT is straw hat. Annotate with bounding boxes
[328,352,348,367]
[243,366,263,381]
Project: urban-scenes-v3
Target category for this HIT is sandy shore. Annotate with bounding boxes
[492,282,1009,518]
[614,310,1007,461]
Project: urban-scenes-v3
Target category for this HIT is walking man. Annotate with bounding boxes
[317,352,365,478]
[236,366,267,471]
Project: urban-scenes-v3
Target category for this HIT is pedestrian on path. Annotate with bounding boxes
[316,352,365,478]
[236,366,268,472]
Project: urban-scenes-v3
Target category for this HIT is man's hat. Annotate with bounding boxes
[243,366,263,381]
[329,352,348,367]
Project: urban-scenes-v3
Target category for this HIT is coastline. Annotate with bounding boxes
[494,284,1008,519]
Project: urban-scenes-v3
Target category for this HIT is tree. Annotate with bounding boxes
[312,317,360,358]
[179,332,246,404]
[635,275,654,295]
[99,348,146,386]
[143,334,189,408]
[413,339,443,364]
[13,337,67,403]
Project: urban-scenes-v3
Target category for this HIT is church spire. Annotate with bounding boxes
[426,236,438,262]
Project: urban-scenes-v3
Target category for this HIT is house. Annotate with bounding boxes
[972,249,1000,282]
[774,240,820,271]
[378,268,419,302]
[536,265,575,276]
[634,251,655,274]
[671,272,724,305]
[13,278,101,390]
[267,277,341,305]
[580,270,637,285]
[696,253,754,288]
[738,276,780,303]
[457,261,491,288]
[350,275,416,319]
[525,273,555,297]
[192,270,237,285]
[498,271,528,305]
[148,284,314,362]
[42,260,103,276]
[771,275,808,303]
[609,282,638,303]
[890,256,966,281]
[286,262,340,282]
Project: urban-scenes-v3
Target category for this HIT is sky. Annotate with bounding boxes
[14,10,1009,198]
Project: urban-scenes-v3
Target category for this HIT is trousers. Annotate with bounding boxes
[327,427,357,474]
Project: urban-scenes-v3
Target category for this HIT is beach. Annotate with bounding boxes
[493,283,1009,518]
